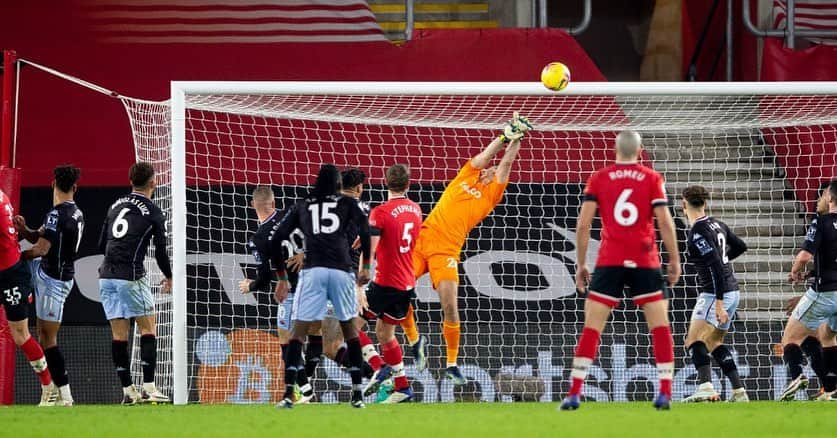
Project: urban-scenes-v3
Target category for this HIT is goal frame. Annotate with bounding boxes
[169,80,837,405]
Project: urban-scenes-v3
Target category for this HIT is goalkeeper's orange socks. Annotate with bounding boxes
[442,321,461,367]
[651,325,674,397]
[402,305,420,346]
[568,327,601,396]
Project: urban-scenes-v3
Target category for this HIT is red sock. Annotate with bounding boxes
[569,327,601,397]
[21,336,52,386]
[358,330,384,371]
[651,325,674,397]
[381,338,408,390]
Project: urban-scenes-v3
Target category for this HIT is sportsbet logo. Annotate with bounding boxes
[194,329,284,404]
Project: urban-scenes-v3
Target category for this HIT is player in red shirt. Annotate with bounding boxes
[0,189,59,405]
[362,164,422,403]
[560,130,681,411]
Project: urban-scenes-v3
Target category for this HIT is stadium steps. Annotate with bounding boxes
[643,131,808,319]
[367,1,496,41]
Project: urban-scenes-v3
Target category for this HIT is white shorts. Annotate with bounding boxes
[791,288,837,331]
[690,291,740,331]
[99,277,154,320]
[32,260,74,323]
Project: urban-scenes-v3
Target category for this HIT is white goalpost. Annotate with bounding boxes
[125,81,837,405]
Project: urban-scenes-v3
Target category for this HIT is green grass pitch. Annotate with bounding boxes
[2,402,834,438]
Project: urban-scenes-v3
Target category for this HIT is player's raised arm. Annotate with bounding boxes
[471,112,532,170]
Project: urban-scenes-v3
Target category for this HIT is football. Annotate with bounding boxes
[540,62,571,91]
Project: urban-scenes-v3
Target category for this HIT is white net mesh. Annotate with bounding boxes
[121,98,175,394]
[124,88,837,403]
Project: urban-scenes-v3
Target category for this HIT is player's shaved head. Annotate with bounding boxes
[828,180,837,202]
[129,162,155,190]
[682,185,710,209]
[54,164,80,193]
[615,130,642,160]
[312,164,341,198]
[251,185,274,204]
[385,164,409,193]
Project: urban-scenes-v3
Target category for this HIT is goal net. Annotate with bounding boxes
[123,82,837,404]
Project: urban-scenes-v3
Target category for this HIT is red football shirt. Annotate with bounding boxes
[368,196,422,290]
[583,163,668,269]
[0,190,21,271]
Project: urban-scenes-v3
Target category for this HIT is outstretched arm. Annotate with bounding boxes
[495,139,522,183]
[470,136,505,170]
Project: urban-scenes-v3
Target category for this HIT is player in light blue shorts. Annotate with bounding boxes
[790,288,837,332]
[681,186,749,402]
[99,277,154,320]
[780,181,837,401]
[31,259,75,323]
[691,291,741,331]
[293,267,357,323]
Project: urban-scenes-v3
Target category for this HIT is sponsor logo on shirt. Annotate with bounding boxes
[460,181,482,199]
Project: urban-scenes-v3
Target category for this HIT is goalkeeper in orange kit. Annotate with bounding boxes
[401,112,532,385]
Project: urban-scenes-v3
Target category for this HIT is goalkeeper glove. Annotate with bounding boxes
[500,112,533,142]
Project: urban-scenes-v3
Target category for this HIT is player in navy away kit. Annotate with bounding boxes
[680,185,749,403]
[272,164,372,409]
[98,162,172,405]
[16,165,84,406]
[781,180,837,401]
[0,189,58,406]
[238,185,321,404]
[362,164,422,403]
[561,130,681,411]
[781,185,837,399]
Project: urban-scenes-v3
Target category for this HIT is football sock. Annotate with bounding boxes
[822,346,837,392]
[346,337,364,396]
[402,305,420,346]
[801,337,829,390]
[442,321,460,367]
[22,336,52,386]
[111,340,132,388]
[334,343,349,368]
[783,343,804,380]
[44,346,69,388]
[140,334,157,384]
[651,325,674,397]
[381,338,409,390]
[280,343,289,364]
[358,330,383,371]
[283,340,304,399]
[712,345,743,390]
[361,362,374,379]
[569,327,601,397]
[687,341,712,385]
[304,335,323,378]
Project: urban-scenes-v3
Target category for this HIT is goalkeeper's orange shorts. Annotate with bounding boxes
[412,231,461,289]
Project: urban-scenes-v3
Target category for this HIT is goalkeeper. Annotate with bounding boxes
[401,112,532,385]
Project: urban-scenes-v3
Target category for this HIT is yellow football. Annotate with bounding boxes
[541,62,571,92]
